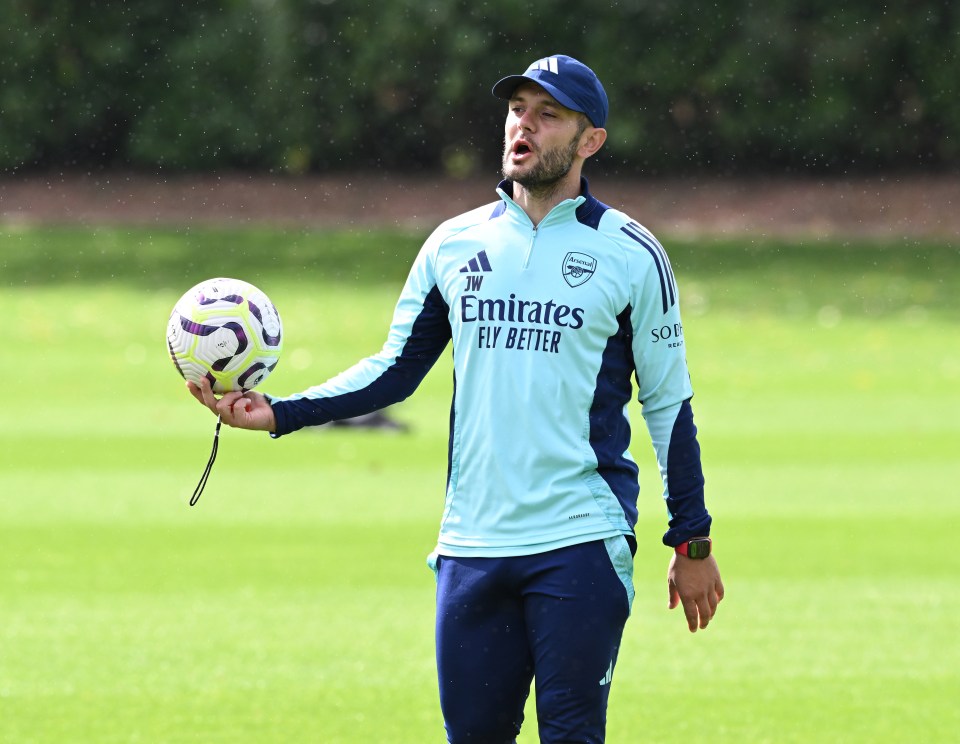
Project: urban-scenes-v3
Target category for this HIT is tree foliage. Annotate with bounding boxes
[1,0,956,175]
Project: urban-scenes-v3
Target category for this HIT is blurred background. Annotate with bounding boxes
[0,0,957,177]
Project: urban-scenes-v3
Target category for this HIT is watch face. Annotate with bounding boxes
[687,538,711,559]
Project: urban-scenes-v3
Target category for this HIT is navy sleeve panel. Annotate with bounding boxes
[271,286,451,436]
[662,398,712,546]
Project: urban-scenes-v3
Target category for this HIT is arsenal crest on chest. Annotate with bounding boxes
[562,252,597,287]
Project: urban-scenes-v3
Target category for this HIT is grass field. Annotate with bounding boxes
[1,225,958,742]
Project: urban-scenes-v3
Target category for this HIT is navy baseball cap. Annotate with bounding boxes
[492,54,609,128]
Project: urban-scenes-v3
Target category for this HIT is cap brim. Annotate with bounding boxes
[491,75,585,119]
[491,75,530,99]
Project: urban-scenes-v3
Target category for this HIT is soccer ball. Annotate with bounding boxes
[167,277,283,394]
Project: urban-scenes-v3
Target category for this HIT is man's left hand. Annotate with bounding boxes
[668,553,725,632]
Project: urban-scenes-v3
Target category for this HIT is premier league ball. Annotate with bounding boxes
[167,277,283,393]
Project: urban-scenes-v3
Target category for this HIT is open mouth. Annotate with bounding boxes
[510,140,533,161]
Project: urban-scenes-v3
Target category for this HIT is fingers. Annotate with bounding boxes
[668,556,725,633]
[668,581,680,611]
[188,378,243,420]
[684,598,702,632]
[710,577,725,613]
[186,380,204,405]
[668,575,706,632]
[186,377,219,414]
[695,579,725,631]
[185,378,274,432]
[680,591,713,633]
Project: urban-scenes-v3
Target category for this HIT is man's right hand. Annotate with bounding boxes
[187,378,277,433]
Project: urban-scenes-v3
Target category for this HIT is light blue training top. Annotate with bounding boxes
[270,178,712,557]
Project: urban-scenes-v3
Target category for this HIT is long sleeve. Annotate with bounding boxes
[623,220,711,546]
[270,241,452,437]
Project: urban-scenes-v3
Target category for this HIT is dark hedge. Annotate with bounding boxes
[1,0,956,175]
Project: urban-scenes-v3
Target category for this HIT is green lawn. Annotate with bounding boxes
[1,226,958,742]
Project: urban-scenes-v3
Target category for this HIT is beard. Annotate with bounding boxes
[502,130,582,197]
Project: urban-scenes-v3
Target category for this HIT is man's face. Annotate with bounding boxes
[501,83,589,190]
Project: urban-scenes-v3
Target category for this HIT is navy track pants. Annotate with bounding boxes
[434,537,634,743]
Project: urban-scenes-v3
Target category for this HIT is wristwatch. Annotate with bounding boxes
[675,537,712,559]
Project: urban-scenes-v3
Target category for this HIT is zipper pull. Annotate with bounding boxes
[522,226,538,269]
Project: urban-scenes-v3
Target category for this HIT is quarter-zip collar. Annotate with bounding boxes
[495,177,599,228]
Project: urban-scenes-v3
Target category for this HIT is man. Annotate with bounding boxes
[190,54,724,743]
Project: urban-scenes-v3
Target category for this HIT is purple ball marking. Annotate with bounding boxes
[247,301,282,346]
[237,362,266,390]
[167,338,186,378]
[210,321,249,371]
[197,292,244,306]
[237,360,278,390]
[179,316,219,337]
